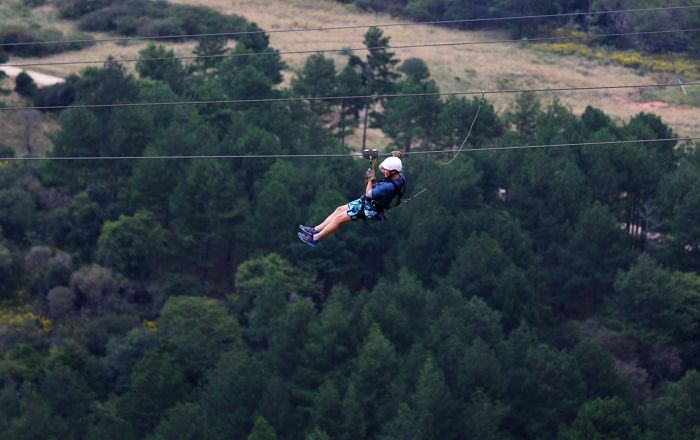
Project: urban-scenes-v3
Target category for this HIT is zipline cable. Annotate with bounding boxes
[403,91,485,203]
[2,137,696,162]
[3,27,698,69]
[404,136,699,156]
[400,135,700,202]
[1,80,698,112]
[1,4,698,48]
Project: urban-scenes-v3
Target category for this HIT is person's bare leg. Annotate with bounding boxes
[314,210,352,240]
[315,205,346,231]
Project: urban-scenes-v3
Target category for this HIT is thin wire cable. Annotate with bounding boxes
[3,27,698,69]
[403,91,483,202]
[0,152,361,161]
[404,136,698,156]
[401,136,700,202]
[1,4,698,48]
[1,80,698,112]
[441,91,485,166]
[400,135,699,203]
[2,137,696,162]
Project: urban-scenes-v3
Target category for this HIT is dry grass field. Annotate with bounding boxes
[0,87,57,154]
[2,0,699,151]
[169,0,700,139]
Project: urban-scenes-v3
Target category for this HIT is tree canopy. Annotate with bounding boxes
[1,3,699,440]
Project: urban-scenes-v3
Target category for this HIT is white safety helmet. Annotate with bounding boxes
[380,156,403,173]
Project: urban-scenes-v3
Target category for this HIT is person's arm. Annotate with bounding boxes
[365,167,375,197]
[365,177,374,197]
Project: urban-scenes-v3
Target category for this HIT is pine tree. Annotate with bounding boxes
[334,62,366,146]
[293,54,337,116]
[359,27,399,149]
[312,379,343,438]
[148,403,213,440]
[305,427,331,440]
[340,384,366,440]
[247,417,277,440]
[379,403,420,440]
[645,370,700,440]
[412,357,457,439]
[561,397,640,440]
[156,296,241,379]
[96,210,167,280]
[116,350,191,438]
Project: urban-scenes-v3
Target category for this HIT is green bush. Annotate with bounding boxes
[55,0,116,20]
[0,27,94,57]
[66,0,249,42]
[75,6,123,32]
[0,144,15,158]
[22,0,48,8]
[14,71,37,98]
[22,0,49,7]
[31,75,79,111]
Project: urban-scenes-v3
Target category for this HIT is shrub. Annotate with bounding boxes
[47,286,76,319]
[136,17,185,39]
[60,0,249,43]
[22,0,48,6]
[55,0,116,20]
[609,51,642,69]
[535,43,700,76]
[31,74,79,111]
[0,144,15,158]
[15,71,37,98]
[77,5,135,33]
[0,27,94,57]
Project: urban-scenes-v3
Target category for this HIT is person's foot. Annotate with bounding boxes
[297,232,319,248]
[298,224,319,235]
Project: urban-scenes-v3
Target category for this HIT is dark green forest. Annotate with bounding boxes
[1,1,700,439]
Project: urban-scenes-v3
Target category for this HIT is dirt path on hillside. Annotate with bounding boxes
[0,66,65,86]
[170,0,699,139]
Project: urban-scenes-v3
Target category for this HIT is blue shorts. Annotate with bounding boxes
[347,198,380,221]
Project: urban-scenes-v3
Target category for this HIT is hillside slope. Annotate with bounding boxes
[170,0,700,138]
[4,0,700,139]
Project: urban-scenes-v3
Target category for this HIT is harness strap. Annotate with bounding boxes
[370,176,406,213]
[388,177,406,207]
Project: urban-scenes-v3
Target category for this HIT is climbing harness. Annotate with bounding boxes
[358,148,407,226]
[385,176,405,208]
[353,86,483,230]
[356,87,483,221]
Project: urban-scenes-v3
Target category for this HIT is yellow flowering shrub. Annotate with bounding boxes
[541,42,592,57]
[609,51,643,68]
[534,42,699,76]
[0,306,52,335]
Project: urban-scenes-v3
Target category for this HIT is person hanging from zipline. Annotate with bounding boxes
[297,150,405,248]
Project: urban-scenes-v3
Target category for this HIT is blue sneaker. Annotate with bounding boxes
[298,224,319,235]
[297,232,319,248]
